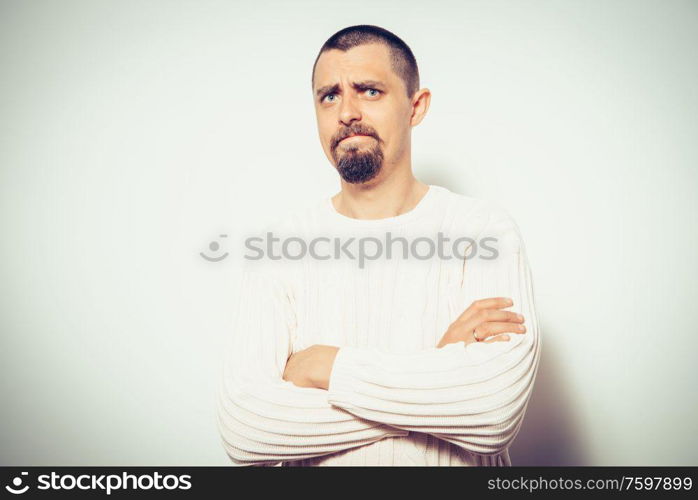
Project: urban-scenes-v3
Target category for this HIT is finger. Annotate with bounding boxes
[479,321,526,338]
[484,334,510,343]
[480,310,524,324]
[458,297,513,322]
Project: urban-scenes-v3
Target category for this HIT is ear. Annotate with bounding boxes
[410,88,431,127]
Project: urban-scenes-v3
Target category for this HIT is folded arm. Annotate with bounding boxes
[324,210,542,456]
[215,267,408,466]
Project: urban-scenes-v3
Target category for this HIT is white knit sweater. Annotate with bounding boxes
[216,184,541,466]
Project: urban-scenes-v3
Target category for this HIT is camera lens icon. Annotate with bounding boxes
[5,472,29,494]
[200,234,229,262]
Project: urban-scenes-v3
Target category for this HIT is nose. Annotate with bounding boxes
[338,93,361,126]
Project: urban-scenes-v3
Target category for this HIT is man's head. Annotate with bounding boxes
[312,25,430,185]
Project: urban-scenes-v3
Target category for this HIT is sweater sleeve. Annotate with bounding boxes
[326,208,542,456]
[215,264,409,466]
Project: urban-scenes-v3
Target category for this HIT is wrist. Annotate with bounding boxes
[311,345,339,390]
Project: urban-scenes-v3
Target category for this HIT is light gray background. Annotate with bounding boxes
[1,0,696,465]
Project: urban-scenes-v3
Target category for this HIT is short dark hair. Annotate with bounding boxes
[311,25,420,98]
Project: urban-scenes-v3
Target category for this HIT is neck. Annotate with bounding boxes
[331,168,429,220]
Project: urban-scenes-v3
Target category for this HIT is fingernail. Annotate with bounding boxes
[516,314,524,320]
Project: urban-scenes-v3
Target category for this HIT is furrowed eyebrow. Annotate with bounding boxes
[315,84,339,98]
[315,80,387,99]
[352,80,386,90]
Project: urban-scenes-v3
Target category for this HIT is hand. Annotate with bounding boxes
[283,345,339,390]
[437,297,526,348]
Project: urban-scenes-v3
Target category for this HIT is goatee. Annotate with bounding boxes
[334,144,384,184]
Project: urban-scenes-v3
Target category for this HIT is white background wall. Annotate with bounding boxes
[1,0,696,465]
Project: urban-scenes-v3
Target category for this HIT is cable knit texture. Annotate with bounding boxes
[216,184,541,466]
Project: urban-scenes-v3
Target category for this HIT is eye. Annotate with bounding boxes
[322,93,337,103]
[365,88,381,97]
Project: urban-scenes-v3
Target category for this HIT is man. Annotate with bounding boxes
[216,25,541,466]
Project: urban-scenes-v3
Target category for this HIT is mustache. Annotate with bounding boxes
[331,125,381,151]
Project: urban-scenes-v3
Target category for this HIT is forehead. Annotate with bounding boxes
[313,43,399,89]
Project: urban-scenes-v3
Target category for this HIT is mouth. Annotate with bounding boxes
[340,134,372,143]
